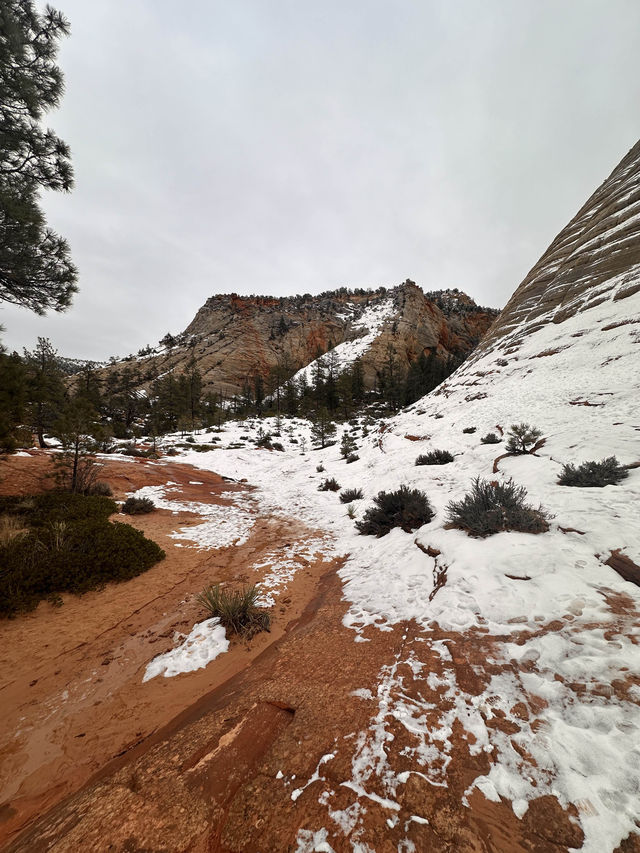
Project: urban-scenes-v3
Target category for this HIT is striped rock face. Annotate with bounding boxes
[480,139,640,352]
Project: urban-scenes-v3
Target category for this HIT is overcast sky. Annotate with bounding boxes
[2,0,640,360]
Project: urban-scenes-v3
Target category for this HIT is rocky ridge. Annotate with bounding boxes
[110,282,497,397]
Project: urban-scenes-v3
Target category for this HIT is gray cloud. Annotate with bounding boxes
[3,0,640,359]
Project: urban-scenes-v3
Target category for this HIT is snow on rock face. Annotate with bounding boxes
[287,296,396,388]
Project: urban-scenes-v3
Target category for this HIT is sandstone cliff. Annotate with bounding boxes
[110,282,498,397]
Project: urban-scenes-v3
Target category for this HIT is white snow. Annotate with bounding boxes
[149,277,640,850]
[143,618,229,681]
[128,484,255,549]
[287,296,395,388]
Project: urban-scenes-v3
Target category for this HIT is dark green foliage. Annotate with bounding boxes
[505,423,543,454]
[271,441,284,452]
[403,350,462,406]
[340,430,358,460]
[90,481,113,497]
[310,408,337,449]
[0,349,27,451]
[0,493,164,617]
[340,487,363,503]
[415,450,454,465]
[195,584,270,638]
[462,426,476,434]
[121,496,155,515]
[23,337,65,447]
[316,463,325,473]
[0,2,77,314]
[446,477,550,538]
[346,453,359,463]
[0,492,117,526]
[356,485,434,537]
[557,457,629,487]
[166,447,178,456]
[480,432,501,445]
[255,429,272,449]
[318,477,341,492]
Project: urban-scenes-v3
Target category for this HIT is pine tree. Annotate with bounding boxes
[340,430,357,459]
[0,345,27,451]
[0,2,77,314]
[310,407,336,449]
[23,336,65,447]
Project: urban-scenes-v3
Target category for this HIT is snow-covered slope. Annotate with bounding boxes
[285,296,396,387]
[154,142,640,851]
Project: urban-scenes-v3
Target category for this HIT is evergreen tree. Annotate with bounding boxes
[23,336,64,447]
[53,395,100,493]
[310,407,336,449]
[340,430,358,459]
[0,344,27,451]
[0,2,77,314]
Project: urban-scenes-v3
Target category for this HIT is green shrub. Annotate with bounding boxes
[415,450,454,466]
[346,504,356,519]
[505,423,543,454]
[318,477,341,492]
[122,496,155,515]
[272,442,285,452]
[462,427,476,434]
[0,493,117,527]
[195,584,270,638]
[446,477,550,538]
[356,485,433,537]
[255,430,272,449]
[121,443,144,457]
[0,517,165,617]
[90,481,113,496]
[558,456,628,487]
[340,487,363,503]
[166,447,179,456]
[316,464,325,473]
[346,453,359,464]
[480,433,501,445]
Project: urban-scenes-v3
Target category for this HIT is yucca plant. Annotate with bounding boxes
[196,584,270,638]
[340,487,363,503]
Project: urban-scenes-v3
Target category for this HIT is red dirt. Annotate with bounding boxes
[0,451,623,852]
[0,451,339,848]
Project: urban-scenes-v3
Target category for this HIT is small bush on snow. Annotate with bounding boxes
[415,450,454,465]
[462,426,476,434]
[505,423,542,454]
[318,477,341,492]
[446,477,550,538]
[480,433,501,445]
[339,487,363,503]
[356,485,434,537]
[558,456,628,487]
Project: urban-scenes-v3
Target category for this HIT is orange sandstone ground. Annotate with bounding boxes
[1,453,636,852]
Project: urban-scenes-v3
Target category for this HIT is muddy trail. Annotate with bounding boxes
[0,451,339,849]
[2,453,637,852]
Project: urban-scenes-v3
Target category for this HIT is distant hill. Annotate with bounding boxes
[102,281,498,398]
